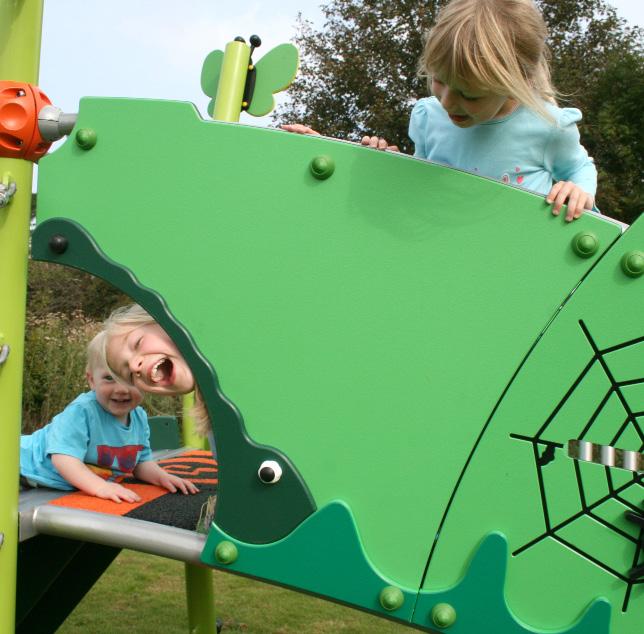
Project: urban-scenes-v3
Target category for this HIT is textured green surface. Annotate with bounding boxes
[35,97,624,606]
[425,216,643,634]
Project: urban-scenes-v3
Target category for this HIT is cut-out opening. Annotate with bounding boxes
[22,259,184,436]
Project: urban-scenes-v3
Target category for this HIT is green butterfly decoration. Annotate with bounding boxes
[201,36,299,120]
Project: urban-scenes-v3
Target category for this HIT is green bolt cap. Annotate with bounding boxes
[214,540,238,565]
[571,232,599,258]
[621,250,644,278]
[75,128,97,150]
[310,155,335,180]
[431,603,457,628]
[378,586,404,611]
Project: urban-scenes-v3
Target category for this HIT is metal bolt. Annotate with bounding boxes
[215,540,238,565]
[431,603,457,628]
[49,234,68,254]
[0,180,16,208]
[75,128,97,150]
[620,250,644,278]
[571,231,599,258]
[310,155,335,180]
[378,586,404,611]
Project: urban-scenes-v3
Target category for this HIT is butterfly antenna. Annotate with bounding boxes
[249,35,262,59]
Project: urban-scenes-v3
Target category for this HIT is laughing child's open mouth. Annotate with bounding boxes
[150,357,174,384]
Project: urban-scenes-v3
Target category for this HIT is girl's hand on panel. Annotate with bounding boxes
[547,181,594,222]
[360,136,400,152]
[280,123,321,136]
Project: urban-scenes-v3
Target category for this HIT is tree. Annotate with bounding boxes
[276,0,443,153]
[274,0,643,223]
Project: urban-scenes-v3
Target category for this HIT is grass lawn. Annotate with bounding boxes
[58,550,423,633]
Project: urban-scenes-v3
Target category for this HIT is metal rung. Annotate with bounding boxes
[25,505,208,566]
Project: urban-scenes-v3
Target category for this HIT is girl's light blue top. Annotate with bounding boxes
[409,96,597,197]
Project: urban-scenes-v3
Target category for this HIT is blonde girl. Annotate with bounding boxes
[102,304,211,437]
[410,0,596,220]
[284,0,596,222]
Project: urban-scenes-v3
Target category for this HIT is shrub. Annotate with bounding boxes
[27,261,129,320]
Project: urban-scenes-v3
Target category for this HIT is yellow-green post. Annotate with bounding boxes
[185,564,217,634]
[182,392,206,449]
[182,390,216,633]
[0,1,44,632]
[183,37,250,444]
[181,37,251,634]
[212,39,250,123]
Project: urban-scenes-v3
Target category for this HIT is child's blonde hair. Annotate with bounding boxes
[86,330,108,373]
[103,303,158,336]
[420,0,556,120]
[102,304,210,436]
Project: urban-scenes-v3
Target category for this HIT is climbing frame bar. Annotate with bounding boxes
[0,2,44,633]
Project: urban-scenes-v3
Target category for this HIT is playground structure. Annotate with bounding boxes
[1,2,642,633]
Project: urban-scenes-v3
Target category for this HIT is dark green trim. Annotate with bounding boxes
[148,416,181,451]
[413,533,611,634]
[201,501,417,622]
[201,502,610,633]
[31,218,316,544]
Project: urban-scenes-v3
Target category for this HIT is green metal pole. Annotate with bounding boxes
[212,39,250,123]
[181,36,252,634]
[182,392,206,449]
[0,2,44,633]
[185,33,257,634]
[185,563,217,634]
[182,397,216,633]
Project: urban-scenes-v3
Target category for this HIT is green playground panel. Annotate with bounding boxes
[33,97,628,626]
[148,415,182,451]
[424,216,643,634]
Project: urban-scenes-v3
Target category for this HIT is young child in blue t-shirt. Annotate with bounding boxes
[20,331,199,503]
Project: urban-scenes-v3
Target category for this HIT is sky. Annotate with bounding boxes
[39,0,326,128]
[38,0,643,130]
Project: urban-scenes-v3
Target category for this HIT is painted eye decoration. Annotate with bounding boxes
[258,460,282,484]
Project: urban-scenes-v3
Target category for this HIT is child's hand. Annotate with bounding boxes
[280,123,321,136]
[158,471,200,495]
[547,181,594,222]
[360,136,400,152]
[95,482,141,504]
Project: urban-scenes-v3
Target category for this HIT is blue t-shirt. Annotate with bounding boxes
[408,96,597,197]
[20,390,152,490]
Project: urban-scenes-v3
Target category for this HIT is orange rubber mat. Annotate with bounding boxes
[46,449,218,530]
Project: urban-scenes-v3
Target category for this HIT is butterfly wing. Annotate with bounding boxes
[247,43,299,117]
[200,49,224,117]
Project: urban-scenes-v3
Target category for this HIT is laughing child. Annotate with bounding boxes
[20,331,199,502]
[102,303,210,437]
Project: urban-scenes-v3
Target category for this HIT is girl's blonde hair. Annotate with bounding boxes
[420,0,557,120]
[86,330,108,373]
[102,304,210,436]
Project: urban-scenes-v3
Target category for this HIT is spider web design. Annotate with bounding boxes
[510,320,643,612]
